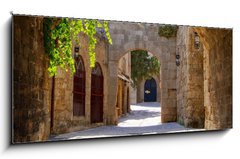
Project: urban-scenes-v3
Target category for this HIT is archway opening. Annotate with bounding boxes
[116,49,161,127]
[91,62,104,123]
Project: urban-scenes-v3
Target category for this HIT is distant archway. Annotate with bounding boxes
[144,78,157,102]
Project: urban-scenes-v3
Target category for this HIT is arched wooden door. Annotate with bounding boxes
[73,55,85,116]
[91,63,104,123]
[144,78,157,102]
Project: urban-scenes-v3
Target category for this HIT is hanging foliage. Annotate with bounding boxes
[43,18,112,77]
[131,50,160,87]
[158,25,178,38]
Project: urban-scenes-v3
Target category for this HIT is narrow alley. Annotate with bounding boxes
[49,102,201,141]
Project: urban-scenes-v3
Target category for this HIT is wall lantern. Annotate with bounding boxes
[176,49,180,66]
[74,46,80,58]
[194,32,200,49]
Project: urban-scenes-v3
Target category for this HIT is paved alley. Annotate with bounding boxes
[49,102,202,141]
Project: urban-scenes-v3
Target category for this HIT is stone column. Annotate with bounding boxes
[161,45,177,123]
[106,61,118,125]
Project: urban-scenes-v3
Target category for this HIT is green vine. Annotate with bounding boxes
[43,18,112,76]
[131,50,160,88]
[158,25,178,38]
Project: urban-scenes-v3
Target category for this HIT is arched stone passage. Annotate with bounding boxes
[106,21,177,124]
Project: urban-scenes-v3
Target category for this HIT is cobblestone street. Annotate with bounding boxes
[49,102,202,141]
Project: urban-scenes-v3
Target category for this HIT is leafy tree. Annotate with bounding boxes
[43,18,112,77]
[131,50,160,87]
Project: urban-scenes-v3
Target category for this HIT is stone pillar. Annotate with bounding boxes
[106,61,118,125]
[176,27,204,128]
[161,45,177,123]
[185,30,204,128]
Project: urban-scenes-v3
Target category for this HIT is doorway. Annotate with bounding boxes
[144,78,157,102]
[91,63,104,123]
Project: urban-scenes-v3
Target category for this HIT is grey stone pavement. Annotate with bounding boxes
[49,102,203,141]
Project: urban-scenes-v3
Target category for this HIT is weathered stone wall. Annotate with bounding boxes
[52,33,109,134]
[116,52,131,117]
[177,26,205,128]
[176,26,188,125]
[195,28,232,129]
[13,15,51,143]
[185,28,205,128]
[130,86,137,104]
[177,26,232,129]
[107,21,177,123]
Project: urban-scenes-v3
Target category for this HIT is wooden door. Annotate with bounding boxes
[73,56,85,116]
[144,78,157,102]
[91,63,103,123]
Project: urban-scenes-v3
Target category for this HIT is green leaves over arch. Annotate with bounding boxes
[43,18,112,77]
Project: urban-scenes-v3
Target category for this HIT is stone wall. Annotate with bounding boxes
[13,15,51,143]
[117,52,131,117]
[177,26,232,129]
[176,26,188,125]
[177,26,205,128]
[195,28,232,129]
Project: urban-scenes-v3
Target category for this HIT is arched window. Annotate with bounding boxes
[91,63,104,123]
[73,55,85,116]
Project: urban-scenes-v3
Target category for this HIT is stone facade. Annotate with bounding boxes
[13,16,51,142]
[116,52,131,117]
[176,26,232,129]
[52,33,109,134]
[195,27,232,129]
[176,26,204,128]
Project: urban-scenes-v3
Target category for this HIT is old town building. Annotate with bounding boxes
[117,52,131,118]
[13,15,232,143]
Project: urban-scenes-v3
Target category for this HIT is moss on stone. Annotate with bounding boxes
[158,25,178,38]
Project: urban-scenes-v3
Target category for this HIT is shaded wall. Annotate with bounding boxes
[195,28,232,129]
[177,26,232,129]
[13,15,51,143]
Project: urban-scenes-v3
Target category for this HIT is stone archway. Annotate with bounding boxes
[105,21,177,124]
